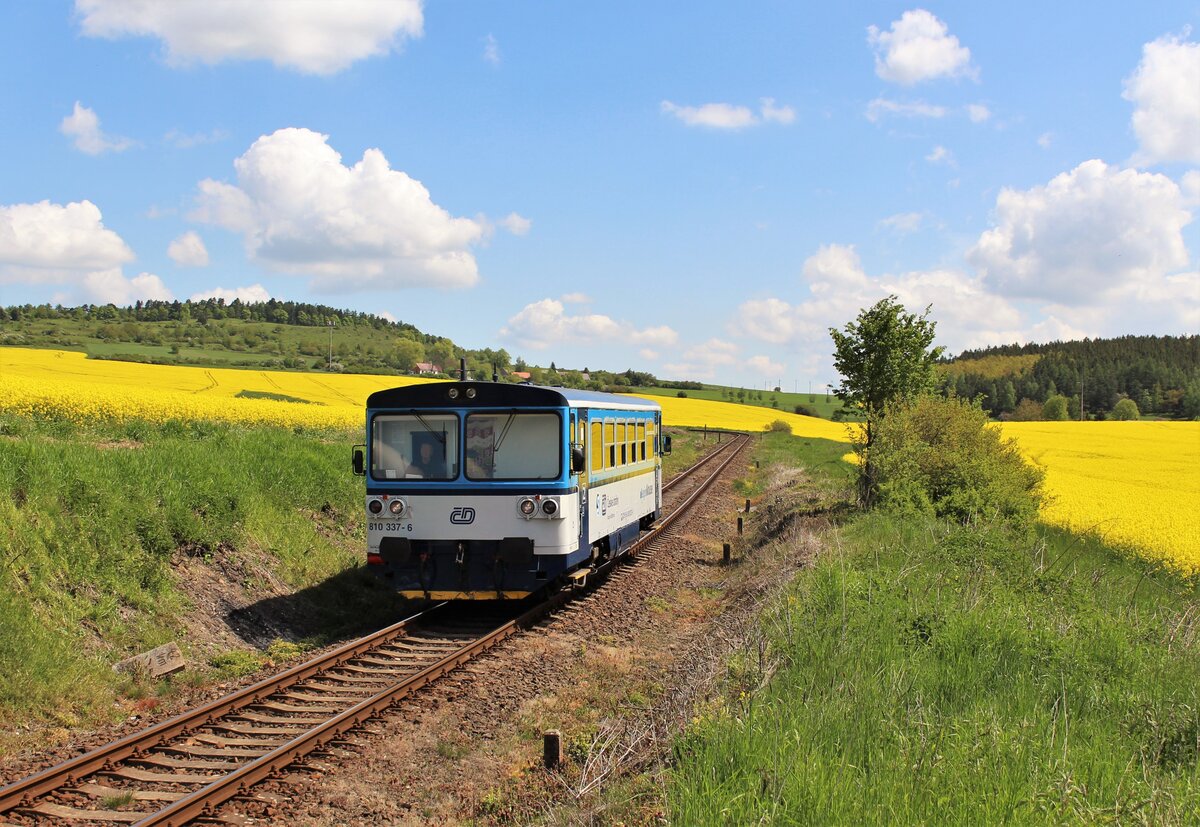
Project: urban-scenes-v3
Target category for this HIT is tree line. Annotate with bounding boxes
[939,335,1200,419]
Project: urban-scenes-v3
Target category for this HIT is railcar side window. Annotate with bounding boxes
[591,421,603,472]
[371,414,459,480]
[605,421,615,469]
[638,422,647,461]
[618,422,627,465]
[465,412,561,480]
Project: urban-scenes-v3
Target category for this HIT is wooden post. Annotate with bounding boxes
[737,516,743,535]
[722,543,731,565]
[744,499,751,513]
[543,730,563,769]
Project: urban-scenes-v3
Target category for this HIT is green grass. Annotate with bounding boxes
[668,436,1200,823]
[0,414,398,751]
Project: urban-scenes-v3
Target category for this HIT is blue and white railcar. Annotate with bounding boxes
[353,382,667,599]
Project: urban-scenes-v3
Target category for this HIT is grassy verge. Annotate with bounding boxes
[668,435,1200,824]
[0,414,397,753]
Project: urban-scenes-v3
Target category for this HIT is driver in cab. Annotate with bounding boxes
[406,441,446,478]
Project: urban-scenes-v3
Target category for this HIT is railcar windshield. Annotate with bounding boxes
[371,413,459,480]
[464,412,561,480]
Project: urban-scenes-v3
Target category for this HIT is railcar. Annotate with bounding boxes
[352,381,670,600]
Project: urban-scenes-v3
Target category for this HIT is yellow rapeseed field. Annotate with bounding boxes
[646,395,850,441]
[0,347,428,429]
[3,347,1195,572]
[1001,421,1200,575]
[0,347,846,439]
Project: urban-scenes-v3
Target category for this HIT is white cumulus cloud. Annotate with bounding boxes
[59,102,135,155]
[878,212,925,235]
[0,200,134,279]
[968,159,1192,303]
[81,270,173,305]
[498,212,532,236]
[167,230,209,266]
[745,354,785,377]
[189,284,271,303]
[165,127,229,149]
[925,145,954,165]
[75,0,423,75]
[191,128,487,292]
[0,199,178,305]
[661,98,795,130]
[865,97,947,122]
[1123,32,1200,166]
[662,338,740,380]
[967,103,991,123]
[868,9,977,86]
[500,298,677,351]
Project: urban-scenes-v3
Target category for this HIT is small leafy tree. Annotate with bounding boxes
[830,296,943,505]
[1042,394,1069,421]
[1111,398,1140,420]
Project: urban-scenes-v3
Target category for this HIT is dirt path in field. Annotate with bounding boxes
[220,452,840,825]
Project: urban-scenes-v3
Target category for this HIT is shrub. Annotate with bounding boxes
[1111,398,1140,420]
[793,404,819,417]
[1009,398,1043,421]
[871,395,1044,523]
[1043,394,1069,421]
[676,391,688,398]
[767,419,792,434]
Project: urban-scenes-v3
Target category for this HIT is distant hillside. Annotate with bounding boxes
[941,335,1200,419]
[0,300,676,393]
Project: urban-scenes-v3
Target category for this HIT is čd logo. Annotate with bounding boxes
[450,507,476,524]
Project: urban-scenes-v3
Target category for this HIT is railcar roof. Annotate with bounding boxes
[367,381,660,412]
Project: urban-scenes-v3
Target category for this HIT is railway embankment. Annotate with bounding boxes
[666,443,1200,823]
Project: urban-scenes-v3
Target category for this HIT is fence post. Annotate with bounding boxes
[723,543,731,565]
[737,516,743,535]
[543,731,563,769]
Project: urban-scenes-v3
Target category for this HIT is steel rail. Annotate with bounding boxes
[0,433,750,825]
[0,603,447,815]
[661,433,741,494]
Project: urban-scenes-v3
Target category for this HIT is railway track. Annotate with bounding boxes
[0,433,750,826]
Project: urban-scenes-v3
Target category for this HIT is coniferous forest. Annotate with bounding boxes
[940,335,1200,419]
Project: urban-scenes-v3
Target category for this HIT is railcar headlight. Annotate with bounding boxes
[448,388,459,399]
[389,499,406,516]
[518,498,537,517]
[368,499,383,515]
[541,499,558,516]
[466,388,476,399]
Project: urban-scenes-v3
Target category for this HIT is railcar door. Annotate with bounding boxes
[573,411,585,541]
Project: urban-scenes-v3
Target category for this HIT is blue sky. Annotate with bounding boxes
[1,2,1197,387]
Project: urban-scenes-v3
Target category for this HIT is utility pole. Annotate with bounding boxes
[327,321,333,370]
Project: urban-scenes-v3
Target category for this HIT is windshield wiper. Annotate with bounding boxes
[412,413,447,444]
[493,411,517,454]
